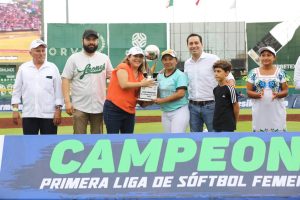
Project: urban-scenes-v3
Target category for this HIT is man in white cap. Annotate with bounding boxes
[11,39,63,135]
[62,29,113,134]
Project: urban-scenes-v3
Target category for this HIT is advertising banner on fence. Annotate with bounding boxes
[109,23,167,71]
[47,23,167,73]
[0,133,300,199]
[0,65,16,111]
[47,24,108,72]
[246,21,300,87]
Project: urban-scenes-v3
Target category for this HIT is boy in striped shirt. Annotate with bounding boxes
[212,60,240,132]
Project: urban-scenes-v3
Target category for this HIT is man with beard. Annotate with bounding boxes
[62,29,113,134]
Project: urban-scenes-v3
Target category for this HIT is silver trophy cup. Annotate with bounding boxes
[138,45,160,101]
[144,44,160,78]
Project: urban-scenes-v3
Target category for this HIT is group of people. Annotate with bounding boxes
[0,1,41,32]
[11,30,298,135]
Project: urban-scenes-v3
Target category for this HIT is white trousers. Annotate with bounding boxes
[161,105,190,133]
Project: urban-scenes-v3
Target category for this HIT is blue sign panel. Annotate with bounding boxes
[0,133,300,199]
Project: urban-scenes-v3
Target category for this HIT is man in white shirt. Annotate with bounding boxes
[294,56,300,90]
[62,29,113,134]
[11,39,63,134]
[184,33,235,132]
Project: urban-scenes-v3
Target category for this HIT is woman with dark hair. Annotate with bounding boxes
[246,46,288,132]
[103,46,154,134]
[155,49,189,133]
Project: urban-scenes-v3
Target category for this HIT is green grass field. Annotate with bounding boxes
[0,109,299,135]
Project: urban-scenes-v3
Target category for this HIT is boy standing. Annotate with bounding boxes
[213,60,239,132]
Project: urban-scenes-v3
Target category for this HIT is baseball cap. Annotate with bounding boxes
[127,46,145,56]
[258,46,276,56]
[161,49,177,59]
[29,39,47,50]
[82,29,99,39]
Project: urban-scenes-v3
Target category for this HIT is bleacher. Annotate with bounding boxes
[0,0,41,32]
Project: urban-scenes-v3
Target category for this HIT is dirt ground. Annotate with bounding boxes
[1,114,300,129]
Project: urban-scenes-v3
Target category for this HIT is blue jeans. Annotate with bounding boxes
[103,100,135,134]
[188,102,215,132]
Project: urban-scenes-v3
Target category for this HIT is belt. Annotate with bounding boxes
[189,100,214,106]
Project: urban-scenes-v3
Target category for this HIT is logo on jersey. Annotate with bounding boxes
[77,63,105,79]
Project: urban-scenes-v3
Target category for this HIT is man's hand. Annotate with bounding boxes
[65,102,74,116]
[53,109,62,125]
[12,111,20,125]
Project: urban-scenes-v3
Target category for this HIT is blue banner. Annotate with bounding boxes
[238,94,300,108]
[0,133,300,199]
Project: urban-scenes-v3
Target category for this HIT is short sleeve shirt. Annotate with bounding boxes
[157,69,189,112]
[62,51,113,113]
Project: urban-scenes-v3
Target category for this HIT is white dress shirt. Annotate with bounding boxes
[184,52,235,101]
[11,61,63,118]
[294,56,300,90]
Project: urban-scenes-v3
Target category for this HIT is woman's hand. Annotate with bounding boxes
[138,100,154,107]
[258,89,264,98]
[140,78,155,87]
[153,98,164,104]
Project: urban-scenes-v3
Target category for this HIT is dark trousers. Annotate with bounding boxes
[22,118,57,135]
[215,129,234,132]
[103,100,135,134]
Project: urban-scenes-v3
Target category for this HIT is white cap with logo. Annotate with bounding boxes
[127,46,145,56]
[258,46,276,56]
[29,39,47,50]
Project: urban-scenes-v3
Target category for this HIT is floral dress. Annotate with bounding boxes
[247,67,287,132]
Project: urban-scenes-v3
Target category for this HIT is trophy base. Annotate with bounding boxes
[138,82,158,102]
[137,98,154,102]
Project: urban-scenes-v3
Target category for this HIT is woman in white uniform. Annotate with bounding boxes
[154,49,189,133]
[246,46,288,132]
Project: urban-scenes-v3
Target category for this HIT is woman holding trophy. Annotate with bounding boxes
[154,49,190,133]
[103,46,154,134]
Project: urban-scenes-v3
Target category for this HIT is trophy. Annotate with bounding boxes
[138,45,160,101]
